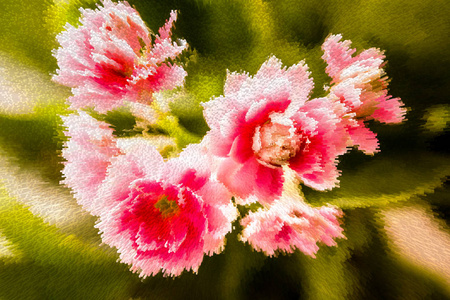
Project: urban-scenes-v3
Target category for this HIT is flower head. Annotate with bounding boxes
[322,34,406,154]
[53,0,188,113]
[240,168,344,257]
[240,198,344,257]
[96,141,237,277]
[203,56,349,204]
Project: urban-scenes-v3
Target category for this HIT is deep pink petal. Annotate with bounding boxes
[204,56,351,198]
[229,131,255,164]
[92,138,164,215]
[254,164,284,204]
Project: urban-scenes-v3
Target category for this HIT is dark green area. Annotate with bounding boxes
[302,150,450,209]
[0,103,70,183]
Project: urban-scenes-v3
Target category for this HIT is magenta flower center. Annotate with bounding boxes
[253,121,301,167]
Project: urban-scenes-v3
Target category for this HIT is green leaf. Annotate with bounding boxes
[303,151,450,209]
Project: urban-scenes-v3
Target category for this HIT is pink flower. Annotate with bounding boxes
[96,141,237,277]
[322,34,406,154]
[53,0,188,113]
[203,56,350,203]
[240,199,344,257]
[61,112,121,213]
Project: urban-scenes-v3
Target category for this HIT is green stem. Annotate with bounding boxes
[156,115,202,149]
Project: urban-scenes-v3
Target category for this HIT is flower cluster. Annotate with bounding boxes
[322,34,406,153]
[56,1,405,277]
[53,0,187,113]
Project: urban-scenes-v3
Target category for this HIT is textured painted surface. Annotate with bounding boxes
[0,0,449,299]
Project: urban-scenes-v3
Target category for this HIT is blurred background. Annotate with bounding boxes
[0,0,449,299]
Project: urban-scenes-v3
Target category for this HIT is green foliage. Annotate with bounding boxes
[44,0,99,36]
[422,104,450,135]
[0,185,140,299]
[156,115,202,149]
[0,102,71,182]
[89,107,139,137]
[294,208,450,300]
[294,209,370,300]
[0,0,60,72]
[303,151,450,209]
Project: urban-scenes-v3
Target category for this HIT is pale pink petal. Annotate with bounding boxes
[92,138,164,215]
[149,39,188,65]
[329,81,363,112]
[357,48,385,63]
[61,112,121,212]
[300,161,341,191]
[284,61,314,115]
[245,97,291,123]
[338,58,384,82]
[224,71,251,95]
[254,56,285,81]
[202,127,235,157]
[198,181,238,254]
[130,64,187,100]
[217,157,258,199]
[115,138,165,178]
[321,34,356,80]
[69,84,128,113]
[217,156,284,205]
[288,98,349,190]
[202,96,241,134]
[162,143,210,189]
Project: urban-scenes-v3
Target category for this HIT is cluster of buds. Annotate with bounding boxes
[55,1,406,277]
